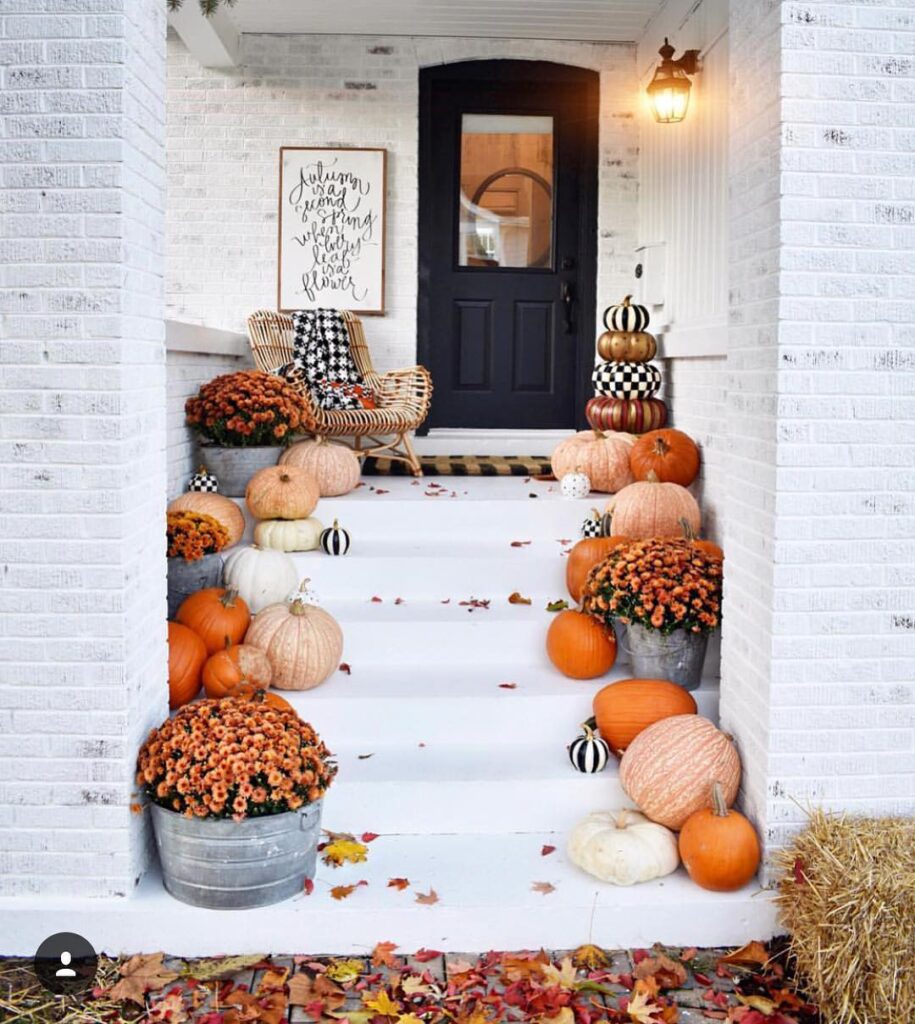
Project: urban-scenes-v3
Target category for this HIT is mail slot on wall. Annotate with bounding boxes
[634,242,666,309]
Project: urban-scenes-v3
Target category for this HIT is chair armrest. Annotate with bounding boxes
[372,365,433,417]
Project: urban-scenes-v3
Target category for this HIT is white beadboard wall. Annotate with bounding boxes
[637,0,729,544]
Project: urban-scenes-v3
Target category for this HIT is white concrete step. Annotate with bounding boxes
[0,831,778,957]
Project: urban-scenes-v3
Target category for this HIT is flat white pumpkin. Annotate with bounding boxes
[223,545,298,614]
[567,809,679,885]
[254,517,323,552]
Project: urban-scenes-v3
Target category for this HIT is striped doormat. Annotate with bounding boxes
[362,455,553,477]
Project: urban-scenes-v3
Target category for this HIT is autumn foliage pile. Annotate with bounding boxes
[137,697,336,821]
[583,538,723,635]
[166,510,229,562]
[185,370,308,447]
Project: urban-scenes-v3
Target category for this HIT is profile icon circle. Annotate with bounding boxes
[33,932,98,995]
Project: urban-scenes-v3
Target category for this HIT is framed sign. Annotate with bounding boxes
[278,147,386,314]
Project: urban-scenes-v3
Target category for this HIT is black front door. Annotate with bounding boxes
[419,60,598,430]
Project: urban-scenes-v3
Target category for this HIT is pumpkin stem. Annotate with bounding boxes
[219,588,240,608]
[653,436,670,456]
[580,721,596,742]
[645,470,660,484]
[289,578,312,616]
[615,809,633,830]
[592,427,606,439]
[711,781,729,817]
[279,472,291,483]
[224,635,233,650]
[332,519,340,529]
[198,464,209,474]
[622,295,632,307]
[679,516,697,542]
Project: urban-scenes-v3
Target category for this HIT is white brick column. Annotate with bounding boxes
[0,0,168,896]
[722,0,915,870]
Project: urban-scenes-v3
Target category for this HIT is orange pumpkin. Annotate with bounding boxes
[680,517,724,560]
[605,472,700,538]
[546,610,617,680]
[245,465,319,521]
[550,430,636,494]
[230,684,296,715]
[566,535,631,603]
[202,641,273,698]
[167,492,245,547]
[630,428,700,487]
[593,678,698,755]
[679,782,761,891]
[176,587,251,655]
[619,715,740,830]
[167,621,207,709]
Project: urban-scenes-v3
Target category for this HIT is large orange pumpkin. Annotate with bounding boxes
[167,492,245,547]
[566,535,631,603]
[593,678,697,755]
[202,641,273,698]
[678,782,761,891]
[546,610,617,680]
[619,715,740,830]
[176,587,251,655]
[245,465,319,521]
[605,472,700,538]
[167,621,207,709]
[630,428,700,487]
[550,430,635,494]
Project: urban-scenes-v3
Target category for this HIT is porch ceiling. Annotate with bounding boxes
[223,0,665,43]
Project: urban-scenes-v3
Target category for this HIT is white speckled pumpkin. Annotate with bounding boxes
[619,715,741,830]
[244,590,343,691]
[550,430,636,494]
[254,517,323,552]
[223,544,298,614]
[279,439,361,497]
[567,809,679,885]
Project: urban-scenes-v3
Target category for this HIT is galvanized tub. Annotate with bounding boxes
[624,624,710,691]
[194,443,283,497]
[151,800,323,909]
[166,552,224,619]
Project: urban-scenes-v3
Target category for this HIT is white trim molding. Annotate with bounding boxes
[166,319,249,358]
[167,3,240,68]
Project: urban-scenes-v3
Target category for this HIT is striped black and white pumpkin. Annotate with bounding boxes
[591,360,662,401]
[188,465,218,493]
[319,518,351,556]
[603,295,650,333]
[569,725,611,774]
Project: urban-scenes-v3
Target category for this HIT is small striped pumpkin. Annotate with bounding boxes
[619,715,740,830]
[603,295,650,333]
[319,519,351,556]
[569,724,611,773]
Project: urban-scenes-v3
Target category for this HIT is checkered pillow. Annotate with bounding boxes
[591,360,661,400]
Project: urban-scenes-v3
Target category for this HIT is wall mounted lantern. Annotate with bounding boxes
[647,38,701,123]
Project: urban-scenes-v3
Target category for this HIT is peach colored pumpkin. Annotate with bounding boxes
[550,430,636,494]
[167,492,245,548]
[245,591,343,691]
[619,715,740,830]
[605,472,700,538]
[245,465,319,521]
[279,439,361,497]
[593,678,698,755]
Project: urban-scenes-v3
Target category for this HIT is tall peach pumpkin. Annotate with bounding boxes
[619,715,740,830]
[605,472,700,538]
[279,439,361,497]
[550,431,635,494]
[245,592,343,690]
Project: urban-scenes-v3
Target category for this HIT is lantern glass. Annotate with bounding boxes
[647,72,691,124]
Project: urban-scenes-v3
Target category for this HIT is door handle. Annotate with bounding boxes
[561,281,575,334]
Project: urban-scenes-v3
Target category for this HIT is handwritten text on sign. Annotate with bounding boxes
[278,147,386,313]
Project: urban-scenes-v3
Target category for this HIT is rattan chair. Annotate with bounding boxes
[247,309,432,476]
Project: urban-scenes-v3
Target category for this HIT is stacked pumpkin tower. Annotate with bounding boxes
[587,295,667,434]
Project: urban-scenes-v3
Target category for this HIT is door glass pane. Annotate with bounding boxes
[459,114,554,269]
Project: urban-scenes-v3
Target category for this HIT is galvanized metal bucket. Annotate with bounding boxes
[151,801,323,909]
[624,624,710,691]
[166,552,224,619]
[195,443,282,497]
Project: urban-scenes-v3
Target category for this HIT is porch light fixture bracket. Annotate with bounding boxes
[647,38,702,124]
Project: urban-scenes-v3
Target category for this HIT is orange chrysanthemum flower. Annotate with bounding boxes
[185,371,308,448]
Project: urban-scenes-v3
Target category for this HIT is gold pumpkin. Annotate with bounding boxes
[605,471,700,537]
[550,430,636,494]
[245,465,319,521]
[167,492,245,547]
[244,588,343,691]
[597,331,657,362]
[279,439,361,497]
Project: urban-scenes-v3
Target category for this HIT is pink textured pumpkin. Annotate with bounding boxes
[619,715,740,830]
[605,472,700,538]
[550,430,635,494]
[279,439,361,497]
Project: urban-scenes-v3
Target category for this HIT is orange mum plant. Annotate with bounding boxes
[137,695,336,821]
[583,538,723,636]
[166,510,229,562]
[185,370,308,447]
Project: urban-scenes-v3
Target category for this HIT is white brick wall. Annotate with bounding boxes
[722,0,915,870]
[165,31,640,370]
[0,0,168,897]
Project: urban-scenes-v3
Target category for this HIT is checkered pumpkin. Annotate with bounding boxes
[591,360,661,400]
[188,465,218,493]
[581,508,612,538]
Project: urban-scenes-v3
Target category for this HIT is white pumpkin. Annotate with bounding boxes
[254,517,324,553]
[223,545,298,614]
[567,809,679,885]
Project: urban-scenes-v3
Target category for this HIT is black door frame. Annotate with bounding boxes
[417,59,599,433]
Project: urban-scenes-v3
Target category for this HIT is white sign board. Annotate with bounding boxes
[278,147,386,314]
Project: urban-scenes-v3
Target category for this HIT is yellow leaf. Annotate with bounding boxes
[402,976,432,996]
[736,993,779,1014]
[363,989,402,1016]
[322,838,369,868]
[396,1015,426,1024]
[626,989,666,1024]
[537,1009,574,1024]
[325,958,365,983]
[572,944,609,969]
[541,957,578,990]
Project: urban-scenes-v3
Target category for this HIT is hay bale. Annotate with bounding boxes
[774,810,915,1024]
